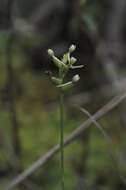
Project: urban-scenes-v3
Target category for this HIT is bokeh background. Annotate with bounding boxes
[0,0,126,189]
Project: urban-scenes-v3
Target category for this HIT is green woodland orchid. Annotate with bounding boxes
[47,45,83,190]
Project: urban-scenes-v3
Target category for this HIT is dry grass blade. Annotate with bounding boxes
[76,106,126,185]
[76,106,112,142]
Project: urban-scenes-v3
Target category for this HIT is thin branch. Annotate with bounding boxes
[3,91,126,190]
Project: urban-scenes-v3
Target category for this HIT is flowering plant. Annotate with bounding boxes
[47,45,83,190]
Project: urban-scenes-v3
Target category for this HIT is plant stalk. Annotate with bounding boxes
[59,90,64,190]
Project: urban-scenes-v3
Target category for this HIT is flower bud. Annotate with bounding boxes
[70,57,77,64]
[69,44,76,53]
[48,49,54,57]
[72,74,80,83]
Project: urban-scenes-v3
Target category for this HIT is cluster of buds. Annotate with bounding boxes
[47,45,83,90]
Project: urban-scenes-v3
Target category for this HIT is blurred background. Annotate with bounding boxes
[0,0,126,189]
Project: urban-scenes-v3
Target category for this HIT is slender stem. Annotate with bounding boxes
[59,90,64,190]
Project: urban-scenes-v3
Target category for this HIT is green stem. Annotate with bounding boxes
[59,90,64,190]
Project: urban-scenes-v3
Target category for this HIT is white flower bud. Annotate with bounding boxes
[69,44,76,53]
[48,49,54,57]
[70,57,77,64]
[72,74,80,83]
